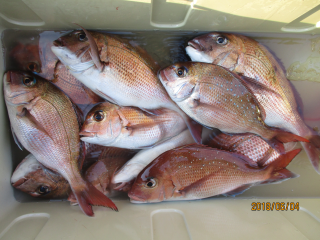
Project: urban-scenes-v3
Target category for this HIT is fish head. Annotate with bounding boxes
[51,30,93,70]
[9,43,42,73]
[11,154,70,198]
[128,161,174,203]
[3,71,47,105]
[159,62,199,102]
[186,33,241,67]
[80,102,122,145]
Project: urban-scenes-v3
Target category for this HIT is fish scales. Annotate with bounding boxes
[186,32,320,172]
[206,133,280,165]
[159,62,305,145]
[4,71,117,216]
[128,145,300,203]
[51,29,202,144]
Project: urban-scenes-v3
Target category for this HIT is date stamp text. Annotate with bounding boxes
[251,202,299,211]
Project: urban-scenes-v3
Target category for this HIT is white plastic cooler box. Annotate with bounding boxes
[1,0,320,239]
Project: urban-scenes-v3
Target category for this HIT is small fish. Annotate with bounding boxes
[128,144,300,203]
[186,32,320,173]
[51,27,202,143]
[9,42,103,109]
[4,71,117,216]
[11,154,70,199]
[205,132,297,166]
[80,102,191,184]
[159,62,308,152]
[80,102,186,149]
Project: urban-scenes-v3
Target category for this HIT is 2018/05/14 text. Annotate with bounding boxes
[251,202,299,211]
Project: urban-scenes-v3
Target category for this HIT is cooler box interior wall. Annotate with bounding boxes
[1,0,320,239]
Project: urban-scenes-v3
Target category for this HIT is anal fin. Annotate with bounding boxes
[222,184,253,197]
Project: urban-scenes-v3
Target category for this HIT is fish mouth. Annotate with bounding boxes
[53,39,63,47]
[11,178,28,188]
[188,40,202,51]
[6,91,28,99]
[128,193,147,203]
[158,69,169,85]
[79,131,96,137]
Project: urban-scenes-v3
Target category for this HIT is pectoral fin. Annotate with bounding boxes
[74,24,104,72]
[95,89,120,105]
[16,108,52,141]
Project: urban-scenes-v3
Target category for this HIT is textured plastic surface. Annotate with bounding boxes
[0,0,320,239]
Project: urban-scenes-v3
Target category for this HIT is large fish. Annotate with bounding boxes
[128,144,300,203]
[11,154,70,199]
[80,102,192,183]
[4,71,117,216]
[186,32,320,172]
[159,62,307,152]
[205,131,297,166]
[9,42,103,110]
[50,27,202,143]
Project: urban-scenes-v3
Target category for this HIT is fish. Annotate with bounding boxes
[158,62,308,153]
[80,102,191,184]
[128,144,300,203]
[80,102,187,148]
[11,154,70,199]
[4,70,117,216]
[205,131,297,166]
[186,32,320,173]
[9,42,103,109]
[50,27,202,144]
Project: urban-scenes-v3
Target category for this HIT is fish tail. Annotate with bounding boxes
[73,181,118,217]
[263,169,299,184]
[275,131,309,143]
[301,142,320,174]
[271,129,309,144]
[262,149,300,184]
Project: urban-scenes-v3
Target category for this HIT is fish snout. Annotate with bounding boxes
[3,72,10,84]
[128,192,146,203]
[158,68,172,84]
[79,131,96,137]
[188,40,202,51]
[11,178,27,188]
[53,38,63,47]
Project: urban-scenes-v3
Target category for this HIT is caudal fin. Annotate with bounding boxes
[73,182,118,217]
[261,149,301,184]
[262,169,299,184]
[259,148,301,170]
[301,142,320,174]
[273,129,309,143]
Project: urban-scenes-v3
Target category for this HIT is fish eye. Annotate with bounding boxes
[216,36,228,45]
[27,62,39,72]
[38,185,51,195]
[93,110,104,122]
[176,67,187,78]
[145,178,157,188]
[23,76,36,87]
[77,32,88,42]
